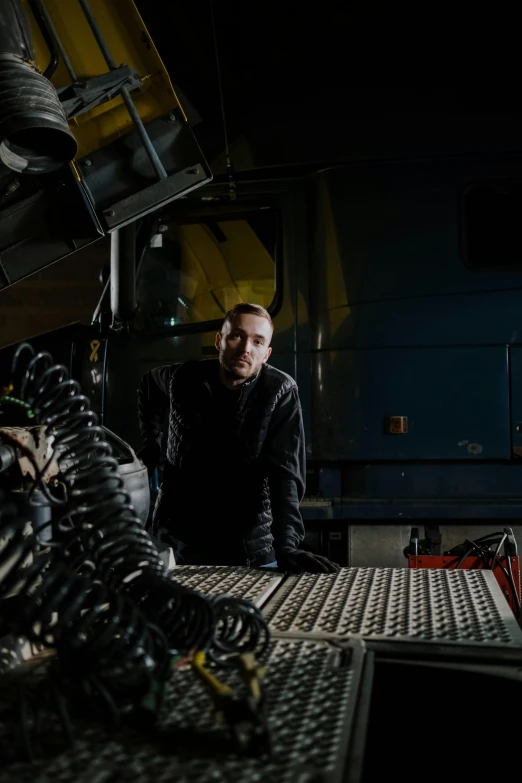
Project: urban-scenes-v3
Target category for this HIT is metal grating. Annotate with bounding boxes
[0,638,364,783]
[170,565,283,607]
[263,567,522,646]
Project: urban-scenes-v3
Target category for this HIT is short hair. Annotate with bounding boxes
[221,302,273,332]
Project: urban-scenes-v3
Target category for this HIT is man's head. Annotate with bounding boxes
[216,303,273,386]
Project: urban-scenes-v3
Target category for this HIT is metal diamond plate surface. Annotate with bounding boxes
[263,567,522,646]
[0,638,364,783]
[170,565,283,607]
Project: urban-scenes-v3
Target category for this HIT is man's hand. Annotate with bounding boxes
[277,550,340,574]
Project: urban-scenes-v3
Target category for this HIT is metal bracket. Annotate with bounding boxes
[423,524,442,556]
[57,65,142,119]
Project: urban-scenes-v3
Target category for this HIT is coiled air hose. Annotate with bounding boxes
[0,487,169,759]
[8,343,270,662]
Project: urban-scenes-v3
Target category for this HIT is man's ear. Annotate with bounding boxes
[264,346,272,363]
[215,332,222,351]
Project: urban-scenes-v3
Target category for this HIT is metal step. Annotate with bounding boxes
[263,567,522,647]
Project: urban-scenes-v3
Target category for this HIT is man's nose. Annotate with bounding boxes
[240,337,252,353]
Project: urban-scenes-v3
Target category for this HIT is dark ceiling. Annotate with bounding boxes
[137,1,522,172]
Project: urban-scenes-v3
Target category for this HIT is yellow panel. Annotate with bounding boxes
[190,292,226,323]
[175,221,276,321]
[21,0,183,159]
[212,282,273,313]
[135,219,277,327]
[180,225,233,291]
[216,222,274,283]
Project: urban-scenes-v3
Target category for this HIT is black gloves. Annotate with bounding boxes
[277,550,340,574]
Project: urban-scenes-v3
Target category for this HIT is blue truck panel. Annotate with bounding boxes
[312,346,510,460]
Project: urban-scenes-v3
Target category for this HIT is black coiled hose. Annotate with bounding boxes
[130,571,216,653]
[0,492,169,731]
[209,595,270,664]
[13,344,168,584]
[9,343,270,661]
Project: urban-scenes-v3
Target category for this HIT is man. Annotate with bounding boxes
[137,302,338,573]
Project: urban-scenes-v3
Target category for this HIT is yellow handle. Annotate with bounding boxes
[192,650,232,697]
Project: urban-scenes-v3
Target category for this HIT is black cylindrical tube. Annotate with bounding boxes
[0,0,77,174]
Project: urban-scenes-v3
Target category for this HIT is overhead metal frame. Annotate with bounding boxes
[0,0,212,289]
[76,0,167,182]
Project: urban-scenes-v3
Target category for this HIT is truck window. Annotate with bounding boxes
[134,210,278,332]
[462,181,522,272]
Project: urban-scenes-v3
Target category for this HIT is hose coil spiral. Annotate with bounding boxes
[8,343,270,661]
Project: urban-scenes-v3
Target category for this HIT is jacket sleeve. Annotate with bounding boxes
[265,386,306,556]
[137,364,174,474]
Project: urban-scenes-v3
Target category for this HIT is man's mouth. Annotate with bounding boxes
[234,358,250,365]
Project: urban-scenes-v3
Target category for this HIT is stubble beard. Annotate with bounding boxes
[219,354,251,382]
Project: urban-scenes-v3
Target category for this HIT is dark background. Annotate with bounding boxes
[138,1,522,171]
[1,0,520,347]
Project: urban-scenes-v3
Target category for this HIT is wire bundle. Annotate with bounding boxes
[0,494,168,689]
[208,595,270,664]
[0,342,272,762]
[449,529,521,620]
[0,492,169,758]
[5,342,270,660]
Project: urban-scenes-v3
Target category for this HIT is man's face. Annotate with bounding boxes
[216,313,273,382]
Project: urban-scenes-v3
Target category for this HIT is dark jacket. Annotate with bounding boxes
[137,359,306,566]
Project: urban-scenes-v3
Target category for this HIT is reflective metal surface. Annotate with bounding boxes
[264,567,522,646]
[312,347,510,460]
[171,565,284,607]
[308,162,522,465]
[0,638,365,783]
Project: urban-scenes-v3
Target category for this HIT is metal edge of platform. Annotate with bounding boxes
[267,627,522,650]
[252,575,285,608]
[262,572,300,620]
[326,637,367,783]
[342,648,375,783]
[169,565,285,609]
[480,569,522,642]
